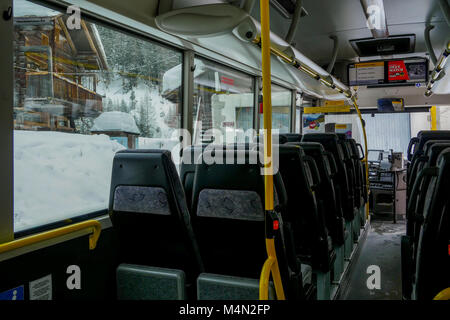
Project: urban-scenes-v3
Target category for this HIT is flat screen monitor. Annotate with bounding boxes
[348,57,428,87]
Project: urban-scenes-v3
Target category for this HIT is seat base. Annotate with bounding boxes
[117,264,186,300]
[197,273,275,300]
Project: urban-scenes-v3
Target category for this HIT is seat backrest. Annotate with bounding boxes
[336,134,357,210]
[277,144,331,271]
[180,145,209,209]
[180,144,260,209]
[281,133,303,143]
[408,140,450,198]
[348,139,366,206]
[415,148,450,300]
[408,142,450,240]
[289,141,345,246]
[409,131,450,176]
[109,149,204,284]
[303,133,353,220]
[190,149,303,299]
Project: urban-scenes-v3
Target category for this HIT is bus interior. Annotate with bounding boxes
[0,0,449,303]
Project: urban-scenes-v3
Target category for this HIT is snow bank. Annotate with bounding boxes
[14,130,125,232]
[14,0,60,17]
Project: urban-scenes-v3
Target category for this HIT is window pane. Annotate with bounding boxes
[295,93,302,133]
[13,0,182,232]
[192,58,254,144]
[361,113,411,156]
[259,84,292,133]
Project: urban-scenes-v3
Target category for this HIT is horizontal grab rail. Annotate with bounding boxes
[0,220,102,254]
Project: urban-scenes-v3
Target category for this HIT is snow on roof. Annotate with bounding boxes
[90,111,140,135]
[14,0,61,18]
[162,59,207,94]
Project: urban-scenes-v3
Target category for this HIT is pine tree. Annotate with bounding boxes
[130,90,136,111]
[119,98,128,113]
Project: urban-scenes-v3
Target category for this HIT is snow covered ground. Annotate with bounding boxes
[14,130,125,232]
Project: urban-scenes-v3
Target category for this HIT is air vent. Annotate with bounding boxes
[350,34,416,57]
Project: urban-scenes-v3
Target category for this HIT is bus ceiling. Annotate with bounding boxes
[66,0,450,102]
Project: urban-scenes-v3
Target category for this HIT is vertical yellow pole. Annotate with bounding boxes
[261,2,273,211]
[259,0,285,300]
[352,97,370,219]
[431,106,437,130]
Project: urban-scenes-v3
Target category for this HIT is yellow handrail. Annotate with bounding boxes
[433,288,450,300]
[433,287,450,300]
[0,220,102,254]
[259,0,285,300]
[351,97,370,219]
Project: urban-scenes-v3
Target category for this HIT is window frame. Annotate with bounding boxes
[191,54,257,143]
[8,0,186,238]
[2,0,301,241]
[257,82,294,133]
[0,0,14,244]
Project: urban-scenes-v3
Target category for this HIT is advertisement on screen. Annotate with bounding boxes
[303,114,325,133]
[348,57,428,87]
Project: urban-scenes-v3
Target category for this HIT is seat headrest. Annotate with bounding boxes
[436,147,450,169]
[428,143,450,167]
[192,150,285,220]
[294,141,325,152]
[280,133,302,143]
[416,131,450,156]
[424,140,450,155]
[302,133,339,142]
[110,149,181,218]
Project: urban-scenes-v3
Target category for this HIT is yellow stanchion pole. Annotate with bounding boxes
[351,97,370,219]
[431,106,437,131]
[258,0,285,300]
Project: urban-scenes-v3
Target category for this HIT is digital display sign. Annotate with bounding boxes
[348,58,428,87]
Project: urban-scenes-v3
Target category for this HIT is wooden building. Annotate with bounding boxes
[13,10,108,132]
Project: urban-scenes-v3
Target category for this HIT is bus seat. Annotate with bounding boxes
[348,139,365,209]
[277,145,335,273]
[190,149,312,300]
[117,264,186,300]
[410,143,450,254]
[408,131,450,183]
[109,149,204,299]
[302,133,353,221]
[197,273,276,300]
[414,148,450,300]
[336,134,357,214]
[298,142,345,245]
[180,144,209,210]
[181,143,261,210]
[407,142,450,238]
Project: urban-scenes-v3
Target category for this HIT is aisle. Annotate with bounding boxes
[338,219,405,300]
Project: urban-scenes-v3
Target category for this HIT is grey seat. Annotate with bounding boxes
[109,150,204,299]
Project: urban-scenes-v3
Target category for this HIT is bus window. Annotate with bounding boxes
[295,93,302,133]
[13,0,182,232]
[192,57,254,144]
[259,83,292,134]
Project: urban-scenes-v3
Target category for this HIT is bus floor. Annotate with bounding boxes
[337,216,405,300]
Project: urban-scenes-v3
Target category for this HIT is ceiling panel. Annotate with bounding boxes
[251,0,450,66]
